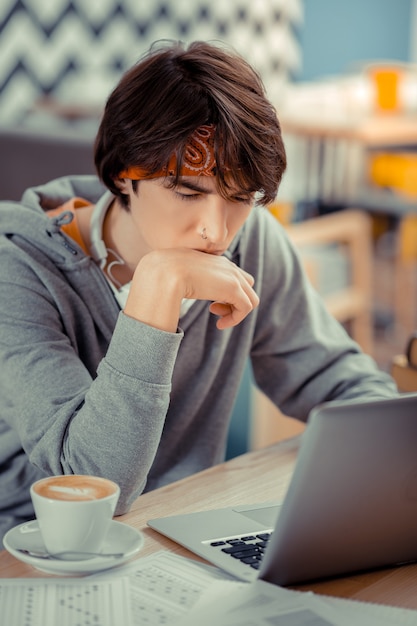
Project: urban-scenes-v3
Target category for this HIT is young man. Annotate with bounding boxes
[0,41,396,540]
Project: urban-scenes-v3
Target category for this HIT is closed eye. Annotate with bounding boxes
[175,191,253,204]
[231,194,255,205]
[175,191,202,201]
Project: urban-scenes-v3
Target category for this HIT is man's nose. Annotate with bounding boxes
[202,196,229,243]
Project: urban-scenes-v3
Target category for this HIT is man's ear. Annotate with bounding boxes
[114,177,131,193]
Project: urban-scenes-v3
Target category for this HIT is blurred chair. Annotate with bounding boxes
[251,208,374,450]
[286,208,373,354]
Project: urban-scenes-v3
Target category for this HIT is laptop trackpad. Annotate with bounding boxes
[234,505,281,527]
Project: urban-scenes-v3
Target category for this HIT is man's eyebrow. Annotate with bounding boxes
[172,178,213,193]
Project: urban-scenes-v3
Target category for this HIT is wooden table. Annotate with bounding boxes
[1,436,417,610]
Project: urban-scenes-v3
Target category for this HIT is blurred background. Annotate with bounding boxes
[0,0,302,122]
[1,0,416,454]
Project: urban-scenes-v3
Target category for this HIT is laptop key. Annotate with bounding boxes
[241,555,260,564]
[256,533,271,541]
[222,544,261,555]
[229,549,261,559]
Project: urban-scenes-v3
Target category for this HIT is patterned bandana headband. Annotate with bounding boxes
[119,124,217,180]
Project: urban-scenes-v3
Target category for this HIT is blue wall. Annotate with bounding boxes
[298,0,413,81]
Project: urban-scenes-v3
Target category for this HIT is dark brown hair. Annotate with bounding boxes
[94,40,286,207]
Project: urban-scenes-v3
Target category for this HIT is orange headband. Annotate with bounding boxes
[119,124,217,180]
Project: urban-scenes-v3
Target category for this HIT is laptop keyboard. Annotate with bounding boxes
[209,532,272,570]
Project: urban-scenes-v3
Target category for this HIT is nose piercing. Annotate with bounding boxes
[201,227,208,240]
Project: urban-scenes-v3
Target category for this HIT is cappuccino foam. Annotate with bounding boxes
[33,475,116,501]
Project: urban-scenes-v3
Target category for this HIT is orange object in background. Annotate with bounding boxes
[368,65,403,112]
[268,201,294,225]
[369,152,417,197]
[368,150,417,263]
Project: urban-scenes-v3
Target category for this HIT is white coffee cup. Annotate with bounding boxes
[30,474,120,558]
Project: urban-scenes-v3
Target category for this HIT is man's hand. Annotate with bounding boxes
[124,248,259,332]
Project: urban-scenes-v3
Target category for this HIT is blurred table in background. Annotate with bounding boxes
[280,111,417,212]
[280,110,417,338]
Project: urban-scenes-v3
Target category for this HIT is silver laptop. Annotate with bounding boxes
[148,393,417,586]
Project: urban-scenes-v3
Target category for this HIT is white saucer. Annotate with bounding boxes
[3,519,144,575]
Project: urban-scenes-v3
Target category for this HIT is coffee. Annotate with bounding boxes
[30,474,120,557]
[32,475,117,502]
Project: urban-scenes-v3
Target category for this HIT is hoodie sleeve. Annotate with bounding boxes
[62,313,183,513]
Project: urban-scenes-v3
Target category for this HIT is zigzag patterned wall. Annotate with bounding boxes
[0,0,302,123]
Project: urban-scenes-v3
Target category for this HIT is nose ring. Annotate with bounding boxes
[201,227,208,240]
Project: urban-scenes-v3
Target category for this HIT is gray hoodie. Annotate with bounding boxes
[0,175,396,539]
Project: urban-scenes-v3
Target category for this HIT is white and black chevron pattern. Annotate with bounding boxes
[0,0,302,122]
